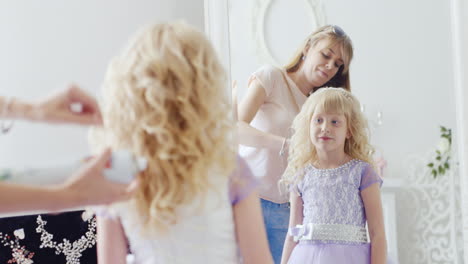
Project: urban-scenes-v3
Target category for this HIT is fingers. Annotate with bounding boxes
[92,148,140,203]
[90,147,112,170]
[68,84,99,112]
[125,178,140,194]
[36,84,103,125]
[67,84,103,125]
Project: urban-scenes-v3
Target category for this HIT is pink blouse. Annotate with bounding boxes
[239,65,307,203]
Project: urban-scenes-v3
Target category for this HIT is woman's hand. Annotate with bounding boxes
[30,84,103,125]
[62,148,139,207]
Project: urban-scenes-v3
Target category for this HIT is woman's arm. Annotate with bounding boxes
[280,191,303,264]
[0,148,138,214]
[0,183,70,214]
[233,190,273,264]
[361,183,387,264]
[97,216,128,264]
[0,84,102,125]
[237,79,285,150]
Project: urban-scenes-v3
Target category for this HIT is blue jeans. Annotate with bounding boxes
[261,199,290,264]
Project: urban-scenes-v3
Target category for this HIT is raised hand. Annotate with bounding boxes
[31,84,103,125]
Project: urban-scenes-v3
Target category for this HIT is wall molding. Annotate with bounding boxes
[250,0,326,66]
[397,153,462,264]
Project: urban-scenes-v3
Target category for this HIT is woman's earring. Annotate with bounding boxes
[301,55,306,61]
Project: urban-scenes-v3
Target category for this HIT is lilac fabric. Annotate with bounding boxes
[288,160,390,264]
[228,156,259,205]
[296,160,382,230]
[288,243,371,264]
[360,162,383,190]
[288,243,395,264]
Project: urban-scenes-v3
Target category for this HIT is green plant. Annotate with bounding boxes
[0,169,11,181]
[427,126,452,178]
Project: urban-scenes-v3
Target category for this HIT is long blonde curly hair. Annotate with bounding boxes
[91,21,235,232]
[281,88,373,188]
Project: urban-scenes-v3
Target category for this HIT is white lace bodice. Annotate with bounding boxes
[297,160,382,228]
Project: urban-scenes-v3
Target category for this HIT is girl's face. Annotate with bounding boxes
[309,109,349,154]
[301,39,344,88]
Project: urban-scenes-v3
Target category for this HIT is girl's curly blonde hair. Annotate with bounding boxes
[91,21,235,232]
[281,88,373,188]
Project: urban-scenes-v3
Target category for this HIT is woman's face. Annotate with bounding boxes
[301,39,345,88]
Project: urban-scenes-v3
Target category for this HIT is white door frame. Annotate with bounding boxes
[204,0,232,90]
[450,0,468,261]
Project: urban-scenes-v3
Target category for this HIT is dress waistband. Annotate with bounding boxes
[288,223,368,243]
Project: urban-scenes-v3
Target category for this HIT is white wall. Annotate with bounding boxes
[228,0,456,180]
[326,0,456,179]
[0,0,204,168]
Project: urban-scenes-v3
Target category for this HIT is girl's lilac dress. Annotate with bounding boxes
[288,159,389,264]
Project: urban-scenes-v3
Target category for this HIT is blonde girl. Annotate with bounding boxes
[93,21,272,264]
[280,88,389,264]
